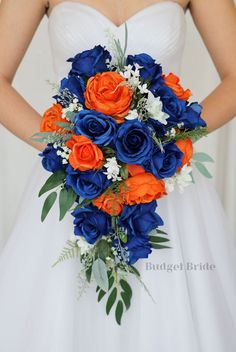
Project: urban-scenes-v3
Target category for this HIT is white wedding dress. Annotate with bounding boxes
[0,2,236,351]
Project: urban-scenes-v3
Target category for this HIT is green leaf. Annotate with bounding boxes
[32,132,54,138]
[92,258,109,292]
[192,152,214,163]
[155,229,168,235]
[106,287,117,315]
[98,289,106,302]
[119,231,128,243]
[115,300,124,325]
[96,239,111,261]
[39,170,66,197]
[85,266,92,283]
[54,121,72,128]
[151,243,171,249]
[194,162,213,179]
[120,279,132,299]
[41,192,57,222]
[120,166,129,180]
[59,187,77,221]
[108,275,115,290]
[129,265,141,277]
[121,291,131,310]
[149,236,170,243]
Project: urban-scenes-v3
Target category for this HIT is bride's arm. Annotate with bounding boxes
[190,0,236,132]
[0,0,48,151]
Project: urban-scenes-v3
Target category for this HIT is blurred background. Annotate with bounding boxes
[0,9,235,250]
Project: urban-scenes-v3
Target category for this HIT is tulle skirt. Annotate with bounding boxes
[0,162,236,352]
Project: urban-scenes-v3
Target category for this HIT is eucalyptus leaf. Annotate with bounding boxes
[149,236,170,243]
[115,300,124,325]
[59,187,77,221]
[151,243,171,250]
[39,170,66,197]
[96,239,111,261]
[98,289,106,302]
[54,121,72,128]
[85,266,92,283]
[194,162,213,179]
[155,229,168,235]
[92,258,109,292]
[192,152,214,163]
[106,287,117,315]
[120,279,132,299]
[41,192,57,222]
[121,291,131,310]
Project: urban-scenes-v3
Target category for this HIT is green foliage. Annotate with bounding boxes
[192,152,214,163]
[41,192,57,222]
[96,271,133,325]
[52,240,80,268]
[115,300,124,325]
[149,230,171,250]
[194,162,213,179]
[92,258,109,292]
[39,170,66,197]
[96,239,111,261]
[59,187,77,221]
[106,287,117,315]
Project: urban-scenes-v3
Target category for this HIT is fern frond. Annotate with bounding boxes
[52,240,80,268]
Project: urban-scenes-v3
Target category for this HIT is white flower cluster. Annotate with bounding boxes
[103,157,122,182]
[146,92,170,125]
[62,98,83,120]
[164,165,193,194]
[121,65,170,125]
[120,63,142,88]
[53,143,71,165]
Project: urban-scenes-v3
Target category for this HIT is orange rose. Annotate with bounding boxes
[66,135,104,171]
[84,71,133,123]
[93,191,124,216]
[127,164,146,177]
[124,173,167,205]
[164,73,192,101]
[40,104,67,132]
[175,138,193,167]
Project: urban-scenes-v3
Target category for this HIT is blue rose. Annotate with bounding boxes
[72,205,111,244]
[146,119,168,138]
[118,201,163,238]
[115,120,153,164]
[157,86,187,126]
[72,109,117,146]
[126,53,164,93]
[145,142,183,179]
[68,45,111,78]
[126,237,152,265]
[66,165,111,199]
[39,144,65,173]
[178,102,206,130]
[59,75,85,105]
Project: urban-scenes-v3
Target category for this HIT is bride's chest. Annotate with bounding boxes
[48,2,186,79]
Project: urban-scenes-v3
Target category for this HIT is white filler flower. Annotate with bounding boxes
[103,157,122,182]
[146,91,169,125]
[165,165,193,194]
[125,109,139,120]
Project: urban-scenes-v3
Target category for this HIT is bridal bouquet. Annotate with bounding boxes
[33,27,213,324]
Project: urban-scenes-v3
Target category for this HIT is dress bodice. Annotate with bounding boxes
[48,1,186,81]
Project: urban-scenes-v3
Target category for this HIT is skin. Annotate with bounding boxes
[0,0,236,151]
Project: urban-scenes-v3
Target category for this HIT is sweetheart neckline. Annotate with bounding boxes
[48,1,186,29]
